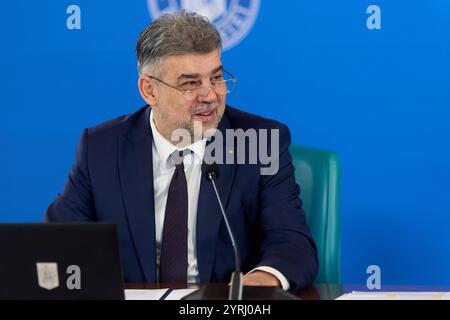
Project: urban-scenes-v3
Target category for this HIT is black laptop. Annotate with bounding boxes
[0,223,124,300]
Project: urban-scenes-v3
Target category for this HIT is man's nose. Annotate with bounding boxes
[197,84,218,102]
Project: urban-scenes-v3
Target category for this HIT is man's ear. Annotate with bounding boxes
[138,75,158,106]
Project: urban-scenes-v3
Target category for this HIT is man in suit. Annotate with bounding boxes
[44,10,318,292]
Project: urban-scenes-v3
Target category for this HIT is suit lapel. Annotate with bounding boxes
[196,111,236,282]
[118,107,156,282]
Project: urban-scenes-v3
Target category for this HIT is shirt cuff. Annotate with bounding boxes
[247,266,290,291]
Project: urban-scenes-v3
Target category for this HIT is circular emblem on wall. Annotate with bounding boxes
[147,0,260,51]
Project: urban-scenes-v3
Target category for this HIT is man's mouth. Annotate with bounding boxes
[193,109,216,122]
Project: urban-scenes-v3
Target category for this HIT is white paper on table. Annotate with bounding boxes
[164,288,199,300]
[124,289,169,300]
[336,291,450,300]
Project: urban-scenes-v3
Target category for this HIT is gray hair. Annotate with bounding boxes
[136,10,222,77]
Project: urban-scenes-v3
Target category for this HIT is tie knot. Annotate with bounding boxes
[170,149,191,168]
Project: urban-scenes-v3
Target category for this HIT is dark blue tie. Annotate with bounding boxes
[159,150,189,283]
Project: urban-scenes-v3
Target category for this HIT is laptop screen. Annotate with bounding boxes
[0,223,124,300]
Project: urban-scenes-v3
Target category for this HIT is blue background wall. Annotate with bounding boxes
[1,1,449,285]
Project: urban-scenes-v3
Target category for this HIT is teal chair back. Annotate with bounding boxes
[289,145,341,284]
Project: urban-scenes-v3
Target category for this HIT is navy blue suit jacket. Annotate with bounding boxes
[44,105,318,291]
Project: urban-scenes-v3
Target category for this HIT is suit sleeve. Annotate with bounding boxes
[257,124,319,291]
[43,129,97,222]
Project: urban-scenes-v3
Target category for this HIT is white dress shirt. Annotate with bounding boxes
[149,110,289,290]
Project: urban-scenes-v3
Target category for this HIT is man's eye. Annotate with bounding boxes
[181,81,201,90]
[212,75,224,82]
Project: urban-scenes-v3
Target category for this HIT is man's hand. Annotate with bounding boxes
[243,270,281,287]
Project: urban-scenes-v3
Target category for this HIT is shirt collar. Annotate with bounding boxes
[149,109,206,165]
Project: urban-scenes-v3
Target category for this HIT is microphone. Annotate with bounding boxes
[202,162,243,300]
[183,163,300,300]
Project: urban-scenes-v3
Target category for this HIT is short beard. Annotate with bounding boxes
[189,101,221,141]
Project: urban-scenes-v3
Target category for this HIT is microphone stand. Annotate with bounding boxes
[208,172,243,300]
[182,163,299,300]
